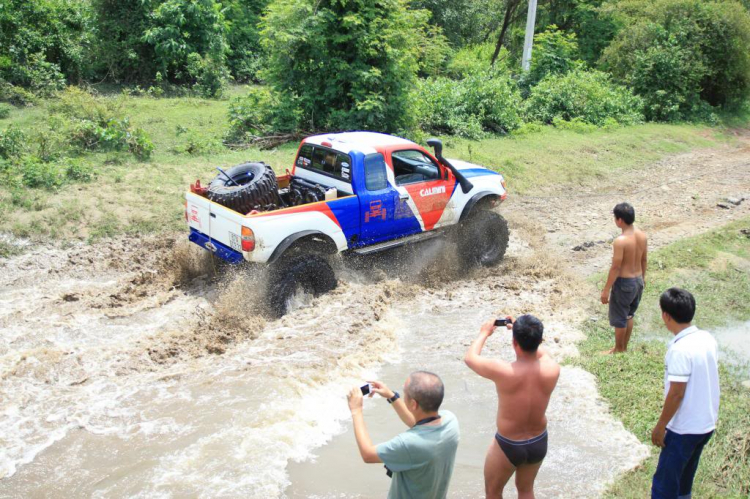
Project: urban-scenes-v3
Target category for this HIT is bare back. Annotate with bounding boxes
[615,227,647,278]
[494,351,560,439]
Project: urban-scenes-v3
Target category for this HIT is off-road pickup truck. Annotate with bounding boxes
[185,132,509,316]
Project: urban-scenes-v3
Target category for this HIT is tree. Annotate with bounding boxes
[0,0,92,93]
[223,0,270,82]
[412,0,502,47]
[91,0,157,83]
[93,0,230,94]
[260,0,438,132]
[490,0,524,66]
[143,0,228,84]
[602,0,750,120]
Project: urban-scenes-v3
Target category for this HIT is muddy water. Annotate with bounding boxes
[0,234,648,497]
[286,285,648,498]
[712,320,750,372]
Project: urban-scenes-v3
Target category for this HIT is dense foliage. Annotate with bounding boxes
[258,0,438,133]
[524,69,644,125]
[602,0,750,121]
[522,26,583,90]
[1,0,749,142]
[416,74,523,138]
[0,0,91,94]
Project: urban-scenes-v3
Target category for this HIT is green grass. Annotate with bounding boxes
[443,123,732,194]
[0,84,741,244]
[571,218,750,498]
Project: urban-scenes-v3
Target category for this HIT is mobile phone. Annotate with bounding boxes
[360,383,372,396]
[494,317,513,327]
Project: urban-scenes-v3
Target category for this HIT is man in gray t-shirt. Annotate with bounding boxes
[347,371,460,499]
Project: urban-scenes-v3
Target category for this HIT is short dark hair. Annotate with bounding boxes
[613,203,635,225]
[512,314,544,352]
[405,371,444,412]
[660,288,696,324]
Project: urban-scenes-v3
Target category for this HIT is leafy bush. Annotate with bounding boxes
[90,0,157,83]
[0,0,91,91]
[415,74,523,138]
[0,81,37,106]
[51,87,154,160]
[411,0,501,48]
[142,0,228,92]
[226,86,304,142]
[522,26,584,90]
[62,158,95,182]
[174,128,223,155]
[18,155,66,190]
[445,44,512,79]
[524,69,644,126]
[0,104,12,119]
[224,0,269,83]
[93,0,230,92]
[259,0,435,133]
[602,0,750,121]
[0,126,27,160]
[186,53,229,98]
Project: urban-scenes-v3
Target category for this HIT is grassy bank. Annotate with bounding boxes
[571,218,750,498]
[0,85,739,246]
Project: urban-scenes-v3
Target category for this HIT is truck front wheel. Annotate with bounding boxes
[456,211,509,268]
[266,254,337,317]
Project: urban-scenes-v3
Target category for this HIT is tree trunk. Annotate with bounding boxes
[491,0,521,67]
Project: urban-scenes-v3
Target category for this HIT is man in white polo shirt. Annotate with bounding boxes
[651,288,720,499]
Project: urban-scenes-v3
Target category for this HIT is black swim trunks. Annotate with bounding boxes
[608,276,645,328]
[495,430,548,467]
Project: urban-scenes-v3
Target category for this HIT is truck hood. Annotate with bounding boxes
[446,158,502,178]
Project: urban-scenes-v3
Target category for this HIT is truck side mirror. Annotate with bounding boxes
[426,138,443,159]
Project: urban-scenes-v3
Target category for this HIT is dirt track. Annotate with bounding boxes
[0,135,748,496]
[504,133,750,275]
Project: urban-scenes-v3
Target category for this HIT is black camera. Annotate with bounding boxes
[494,317,513,327]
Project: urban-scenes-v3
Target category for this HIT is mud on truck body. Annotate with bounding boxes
[185,132,509,316]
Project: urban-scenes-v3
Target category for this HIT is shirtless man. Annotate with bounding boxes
[600,202,648,354]
[464,315,560,499]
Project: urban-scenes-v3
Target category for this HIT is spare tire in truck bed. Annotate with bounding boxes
[207,162,280,214]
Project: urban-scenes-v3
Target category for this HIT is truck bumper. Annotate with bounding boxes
[188,228,244,264]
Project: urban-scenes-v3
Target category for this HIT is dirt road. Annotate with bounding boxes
[0,136,748,497]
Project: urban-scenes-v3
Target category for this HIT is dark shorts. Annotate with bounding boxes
[609,276,644,328]
[495,430,548,468]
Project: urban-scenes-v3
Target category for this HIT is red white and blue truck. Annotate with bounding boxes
[185,132,509,315]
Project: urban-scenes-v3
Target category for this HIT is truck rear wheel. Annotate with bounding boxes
[456,211,509,268]
[266,254,337,317]
[207,162,279,214]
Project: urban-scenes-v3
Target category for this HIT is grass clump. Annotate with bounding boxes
[51,87,154,160]
[571,218,750,498]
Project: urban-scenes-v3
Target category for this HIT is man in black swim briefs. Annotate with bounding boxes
[465,315,561,498]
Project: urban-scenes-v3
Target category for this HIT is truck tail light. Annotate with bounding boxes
[184,200,188,222]
[501,178,507,190]
[241,226,255,252]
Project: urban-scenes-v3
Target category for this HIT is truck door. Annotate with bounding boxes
[391,149,457,231]
[357,152,421,245]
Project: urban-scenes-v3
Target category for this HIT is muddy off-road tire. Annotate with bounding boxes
[207,162,279,214]
[456,211,509,268]
[266,254,337,317]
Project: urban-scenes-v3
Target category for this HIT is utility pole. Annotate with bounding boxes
[521,0,538,72]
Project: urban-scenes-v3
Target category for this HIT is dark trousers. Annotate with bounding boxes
[652,429,713,499]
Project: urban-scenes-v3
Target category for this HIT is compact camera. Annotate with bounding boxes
[494,317,513,327]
